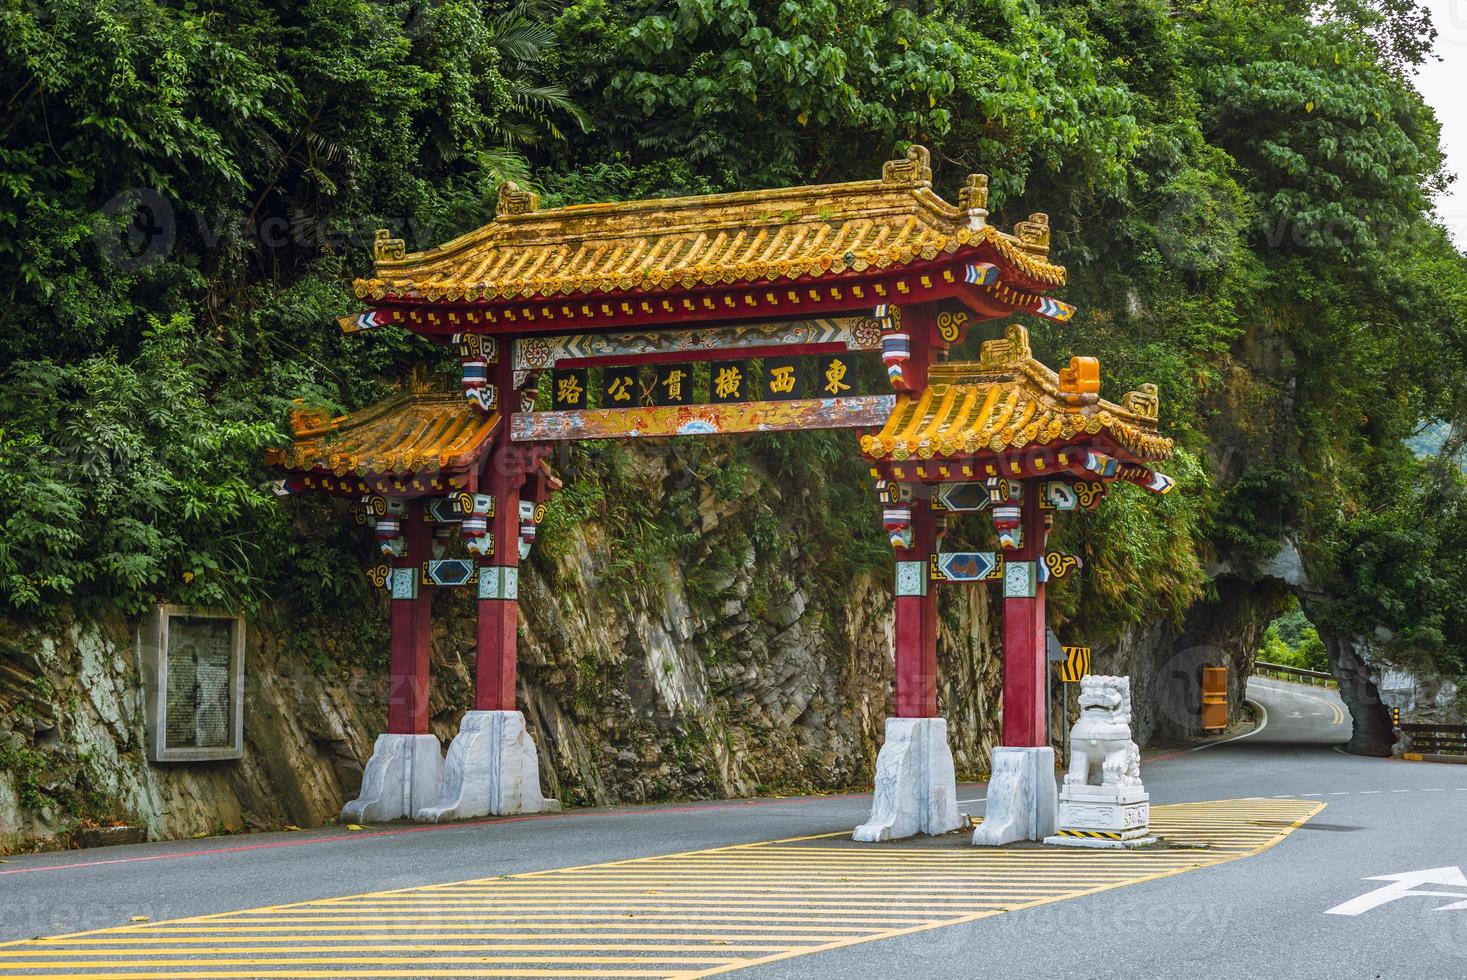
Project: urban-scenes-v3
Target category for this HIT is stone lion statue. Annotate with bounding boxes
[1064,675,1142,791]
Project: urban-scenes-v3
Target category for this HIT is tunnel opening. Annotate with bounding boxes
[1256,599,1327,674]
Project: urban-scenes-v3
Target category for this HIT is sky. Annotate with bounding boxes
[1419,0,1467,247]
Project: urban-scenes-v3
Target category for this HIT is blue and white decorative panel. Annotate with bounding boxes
[934,551,1001,582]
[1003,560,1037,599]
[477,566,521,601]
[425,559,475,587]
[894,560,928,598]
[389,567,418,600]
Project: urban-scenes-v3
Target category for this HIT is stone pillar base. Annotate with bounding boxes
[1045,787,1153,847]
[341,733,443,824]
[416,710,559,822]
[853,717,961,842]
[971,746,1056,846]
[1045,833,1157,848]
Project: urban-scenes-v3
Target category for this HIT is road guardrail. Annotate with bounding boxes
[1399,723,1467,758]
[1253,661,1337,688]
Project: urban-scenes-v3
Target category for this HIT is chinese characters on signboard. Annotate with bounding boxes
[547,356,863,411]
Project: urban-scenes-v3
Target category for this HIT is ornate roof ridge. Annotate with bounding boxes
[928,326,1163,431]
[861,325,1172,462]
[386,179,960,270]
[265,381,499,479]
[356,147,1066,303]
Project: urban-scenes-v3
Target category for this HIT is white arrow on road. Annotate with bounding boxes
[1325,867,1467,916]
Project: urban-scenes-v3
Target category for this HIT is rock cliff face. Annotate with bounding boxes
[0,614,382,849]
[0,439,1273,851]
[0,443,1013,850]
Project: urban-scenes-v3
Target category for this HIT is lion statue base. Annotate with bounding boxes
[1046,675,1154,848]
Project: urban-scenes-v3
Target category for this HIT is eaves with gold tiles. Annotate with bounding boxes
[354,146,1065,304]
[861,325,1174,463]
[264,386,500,479]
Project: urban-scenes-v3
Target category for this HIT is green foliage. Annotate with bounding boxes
[1051,449,1212,638]
[0,0,581,624]
[1312,456,1467,674]
[0,0,1463,690]
[1259,603,1329,672]
[0,314,281,611]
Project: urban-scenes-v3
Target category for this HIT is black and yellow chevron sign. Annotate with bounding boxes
[1056,645,1091,683]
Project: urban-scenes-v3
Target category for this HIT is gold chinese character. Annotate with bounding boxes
[714,365,743,399]
[767,365,796,395]
[661,368,688,401]
[556,375,583,405]
[823,358,850,395]
[607,375,633,402]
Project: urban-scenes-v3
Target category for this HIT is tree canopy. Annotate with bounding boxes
[1,0,1462,679]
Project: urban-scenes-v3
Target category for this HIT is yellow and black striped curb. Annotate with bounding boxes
[0,797,1322,979]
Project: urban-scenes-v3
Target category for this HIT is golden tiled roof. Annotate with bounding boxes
[265,386,499,478]
[354,147,1065,304]
[860,325,1173,462]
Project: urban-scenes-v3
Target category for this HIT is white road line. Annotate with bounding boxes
[1359,790,1382,794]
[956,798,986,805]
[1301,793,1324,797]
[1423,788,1445,792]
[1192,697,1269,752]
[1391,789,1412,793]
[1328,792,1351,796]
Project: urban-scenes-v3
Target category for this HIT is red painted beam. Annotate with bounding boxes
[866,437,1161,482]
[366,253,1057,339]
[556,341,849,369]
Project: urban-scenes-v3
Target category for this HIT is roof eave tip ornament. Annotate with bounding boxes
[1121,383,1161,422]
[881,145,932,188]
[1014,212,1051,257]
[373,228,406,265]
[497,180,540,217]
[958,173,990,228]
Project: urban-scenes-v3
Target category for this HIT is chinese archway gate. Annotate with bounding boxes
[267,147,1174,843]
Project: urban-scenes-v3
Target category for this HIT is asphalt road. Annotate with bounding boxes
[1,677,1462,978]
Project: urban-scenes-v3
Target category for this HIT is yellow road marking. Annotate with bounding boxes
[0,798,1324,980]
[0,946,787,956]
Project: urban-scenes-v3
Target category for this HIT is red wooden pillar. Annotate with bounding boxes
[476,444,520,711]
[387,500,432,734]
[894,499,939,718]
[475,346,524,712]
[1001,478,1048,747]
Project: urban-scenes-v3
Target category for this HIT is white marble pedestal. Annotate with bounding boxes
[341,733,443,823]
[1045,787,1154,848]
[853,717,961,842]
[416,711,559,822]
[971,746,1057,846]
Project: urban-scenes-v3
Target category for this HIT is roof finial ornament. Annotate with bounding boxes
[882,145,932,187]
[1014,212,1051,255]
[1122,383,1160,421]
[497,181,540,216]
[978,323,1034,370]
[373,228,405,262]
[958,173,989,214]
[1058,356,1101,406]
